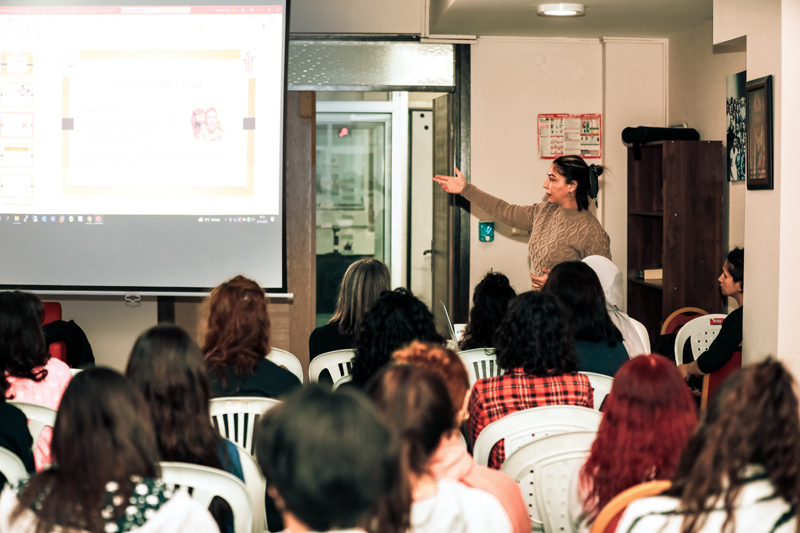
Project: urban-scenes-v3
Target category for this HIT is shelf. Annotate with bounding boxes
[629,211,663,218]
[629,278,663,290]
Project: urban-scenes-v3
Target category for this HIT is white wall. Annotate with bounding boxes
[469,38,603,294]
[290,0,424,34]
[469,37,666,307]
[668,21,746,311]
[712,0,790,370]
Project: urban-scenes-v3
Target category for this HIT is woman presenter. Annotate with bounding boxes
[434,155,611,289]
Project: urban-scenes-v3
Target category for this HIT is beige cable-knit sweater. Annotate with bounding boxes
[461,183,611,275]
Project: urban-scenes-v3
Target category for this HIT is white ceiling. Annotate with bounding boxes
[429,0,713,39]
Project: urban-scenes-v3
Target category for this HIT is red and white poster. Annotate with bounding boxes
[538,113,602,159]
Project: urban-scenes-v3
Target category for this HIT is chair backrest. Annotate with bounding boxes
[69,368,83,377]
[589,480,672,533]
[332,373,353,390]
[580,372,614,412]
[266,348,304,383]
[473,405,603,467]
[230,442,268,533]
[673,314,727,366]
[210,397,281,455]
[660,307,708,335]
[0,446,29,487]
[308,349,355,383]
[630,317,652,355]
[457,348,501,387]
[700,347,742,412]
[160,462,253,533]
[8,401,58,456]
[501,430,597,533]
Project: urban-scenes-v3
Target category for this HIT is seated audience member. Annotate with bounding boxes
[458,272,516,351]
[126,325,243,533]
[0,291,72,469]
[309,258,391,383]
[0,357,34,489]
[201,275,301,398]
[569,355,698,532]
[0,367,219,533]
[393,341,530,533]
[468,291,593,469]
[255,385,399,533]
[617,359,800,533]
[678,248,744,380]
[349,288,443,388]
[543,261,628,376]
[582,256,650,357]
[369,365,512,533]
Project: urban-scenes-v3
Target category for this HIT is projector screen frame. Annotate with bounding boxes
[0,0,292,295]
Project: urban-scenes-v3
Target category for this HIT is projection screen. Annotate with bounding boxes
[0,0,289,293]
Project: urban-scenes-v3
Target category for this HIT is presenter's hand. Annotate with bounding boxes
[529,268,551,290]
[433,167,467,194]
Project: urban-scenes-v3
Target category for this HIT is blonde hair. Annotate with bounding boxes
[330,259,391,337]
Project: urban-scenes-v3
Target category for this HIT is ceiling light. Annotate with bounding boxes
[537,3,585,17]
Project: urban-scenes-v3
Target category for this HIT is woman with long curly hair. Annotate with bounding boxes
[0,368,218,532]
[349,288,443,388]
[459,272,516,351]
[569,355,697,532]
[369,365,512,533]
[201,275,301,398]
[467,291,593,469]
[543,261,628,376]
[126,325,243,533]
[0,291,72,470]
[617,359,800,533]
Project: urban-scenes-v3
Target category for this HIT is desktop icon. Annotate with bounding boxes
[87,216,92,222]
[95,216,102,223]
[41,216,46,223]
[69,216,74,222]
[33,216,37,222]
[77,216,83,222]
[50,216,55,222]
[14,216,19,222]
[59,216,65,223]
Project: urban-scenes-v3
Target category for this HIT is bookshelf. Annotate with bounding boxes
[627,141,724,344]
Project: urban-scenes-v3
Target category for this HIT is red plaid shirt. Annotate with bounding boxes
[467,368,594,469]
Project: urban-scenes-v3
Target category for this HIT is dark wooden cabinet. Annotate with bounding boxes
[627,141,724,344]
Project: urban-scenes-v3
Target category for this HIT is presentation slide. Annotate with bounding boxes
[0,2,288,291]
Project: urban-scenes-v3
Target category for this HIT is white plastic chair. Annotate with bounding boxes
[0,446,29,487]
[69,368,83,377]
[230,442,269,533]
[332,373,353,390]
[265,348,304,383]
[210,397,281,455]
[501,430,597,533]
[308,349,355,383]
[580,372,614,411]
[8,401,58,456]
[472,405,602,467]
[673,313,727,366]
[160,462,253,533]
[457,348,502,387]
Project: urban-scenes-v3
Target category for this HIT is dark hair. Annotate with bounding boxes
[543,261,623,346]
[0,291,50,398]
[494,291,578,376]
[552,155,605,211]
[331,258,391,337]
[367,365,455,533]
[126,325,225,470]
[726,247,744,288]
[13,368,160,533]
[201,275,270,381]
[392,341,470,423]
[350,288,444,386]
[256,385,399,533]
[668,359,800,533]
[459,272,516,351]
[580,355,698,522]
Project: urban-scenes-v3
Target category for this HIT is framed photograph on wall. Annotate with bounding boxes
[745,75,773,190]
